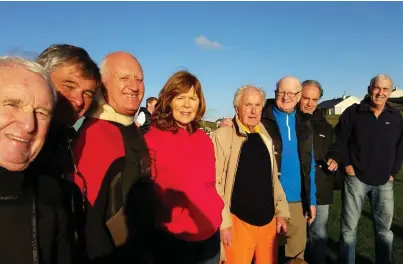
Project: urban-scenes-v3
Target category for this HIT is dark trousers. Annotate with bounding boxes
[152,230,220,264]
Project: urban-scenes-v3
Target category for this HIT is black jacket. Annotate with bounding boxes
[261,100,314,217]
[0,167,72,264]
[309,109,342,205]
[334,99,403,186]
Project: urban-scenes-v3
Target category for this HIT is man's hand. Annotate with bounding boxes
[327,158,338,171]
[276,217,288,235]
[306,205,316,225]
[220,118,234,128]
[389,176,394,182]
[345,165,355,176]
[220,228,232,246]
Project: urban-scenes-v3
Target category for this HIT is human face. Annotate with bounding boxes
[369,77,393,109]
[275,77,301,113]
[0,66,54,171]
[148,100,157,114]
[104,56,144,117]
[50,64,97,126]
[237,89,263,130]
[171,87,200,128]
[300,85,321,114]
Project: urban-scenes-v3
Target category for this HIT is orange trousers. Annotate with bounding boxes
[224,214,278,264]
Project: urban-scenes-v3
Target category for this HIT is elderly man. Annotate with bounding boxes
[212,85,289,264]
[298,80,340,264]
[0,56,71,264]
[261,76,316,261]
[335,74,403,264]
[136,96,157,134]
[72,51,152,262]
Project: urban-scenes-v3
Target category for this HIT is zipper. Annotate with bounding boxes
[286,114,291,141]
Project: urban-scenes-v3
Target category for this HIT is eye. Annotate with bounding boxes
[35,111,49,119]
[64,85,74,90]
[84,92,94,98]
[120,76,129,81]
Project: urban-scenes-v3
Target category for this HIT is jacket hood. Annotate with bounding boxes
[84,92,134,126]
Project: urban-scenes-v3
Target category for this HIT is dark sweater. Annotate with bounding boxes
[334,101,403,185]
[230,133,275,226]
[0,167,72,264]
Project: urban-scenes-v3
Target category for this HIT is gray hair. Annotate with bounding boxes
[302,79,324,98]
[233,85,266,109]
[36,44,101,85]
[369,74,393,89]
[0,56,57,103]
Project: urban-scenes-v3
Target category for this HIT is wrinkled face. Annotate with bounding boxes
[236,89,263,128]
[300,85,321,114]
[148,100,157,114]
[275,78,301,113]
[104,58,144,117]
[0,66,54,171]
[171,87,200,128]
[370,77,393,108]
[50,64,97,126]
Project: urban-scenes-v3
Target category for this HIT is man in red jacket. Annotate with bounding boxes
[73,51,153,263]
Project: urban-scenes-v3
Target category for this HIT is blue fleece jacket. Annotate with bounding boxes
[273,107,316,206]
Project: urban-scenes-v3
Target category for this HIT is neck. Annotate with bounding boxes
[248,126,256,133]
[369,101,385,116]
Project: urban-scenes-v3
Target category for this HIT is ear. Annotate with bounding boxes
[367,85,371,94]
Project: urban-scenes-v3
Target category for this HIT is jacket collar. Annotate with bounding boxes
[233,114,266,137]
[85,91,134,126]
[357,97,394,113]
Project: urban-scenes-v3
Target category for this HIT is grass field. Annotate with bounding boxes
[324,115,403,263]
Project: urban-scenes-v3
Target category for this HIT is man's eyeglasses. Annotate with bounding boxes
[275,90,300,98]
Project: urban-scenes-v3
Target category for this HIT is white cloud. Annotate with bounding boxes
[194,35,223,50]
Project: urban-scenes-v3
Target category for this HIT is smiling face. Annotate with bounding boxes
[0,65,54,171]
[369,76,393,109]
[300,84,321,114]
[102,53,144,117]
[275,76,302,113]
[171,87,200,128]
[236,88,264,129]
[50,64,97,126]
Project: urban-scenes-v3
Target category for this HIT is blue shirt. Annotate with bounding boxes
[273,106,316,206]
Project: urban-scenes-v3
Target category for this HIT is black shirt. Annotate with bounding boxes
[334,100,403,186]
[0,167,72,264]
[230,133,275,226]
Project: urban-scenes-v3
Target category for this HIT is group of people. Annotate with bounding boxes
[0,43,401,264]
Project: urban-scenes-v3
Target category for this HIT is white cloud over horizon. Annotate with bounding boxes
[194,35,223,50]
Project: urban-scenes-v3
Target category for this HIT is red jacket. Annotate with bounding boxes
[145,126,223,241]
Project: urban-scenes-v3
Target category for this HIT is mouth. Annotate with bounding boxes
[180,112,192,116]
[123,94,139,99]
[6,134,31,144]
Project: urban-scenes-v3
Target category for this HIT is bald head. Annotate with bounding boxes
[275,76,302,113]
[99,51,145,117]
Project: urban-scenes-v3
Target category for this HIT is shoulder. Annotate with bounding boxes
[211,126,233,139]
[76,118,122,148]
[35,174,65,206]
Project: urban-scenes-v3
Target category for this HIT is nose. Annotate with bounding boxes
[183,98,190,108]
[70,90,84,110]
[128,78,139,92]
[19,111,36,133]
[307,100,312,107]
[251,106,257,114]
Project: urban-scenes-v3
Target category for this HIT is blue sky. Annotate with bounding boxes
[1,1,402,121]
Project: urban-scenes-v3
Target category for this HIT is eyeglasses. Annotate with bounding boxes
[275,90,300,98]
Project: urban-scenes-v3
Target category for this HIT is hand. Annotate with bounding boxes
[345,165,355,176]
[276,217,288,235]
[327,158,338,171]
[219,118,234,128]
[389,176,394,182]
[305,205,316,225]
[220,228,232,246]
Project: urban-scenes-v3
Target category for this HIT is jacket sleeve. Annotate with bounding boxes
[272,145,290,220]
[332,105,356,167]
[391,114,403,178]
[326,124,343,164]
[211,128,232,230]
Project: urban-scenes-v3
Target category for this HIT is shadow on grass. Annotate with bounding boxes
[325,238,374,264]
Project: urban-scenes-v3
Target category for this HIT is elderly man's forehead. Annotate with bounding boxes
[277,77,301,91]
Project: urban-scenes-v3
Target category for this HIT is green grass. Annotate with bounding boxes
[323,114,403,263]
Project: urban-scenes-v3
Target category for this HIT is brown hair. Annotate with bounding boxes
[152,70,206,133]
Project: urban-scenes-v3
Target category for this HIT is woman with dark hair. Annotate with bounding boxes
[145,71,224,264]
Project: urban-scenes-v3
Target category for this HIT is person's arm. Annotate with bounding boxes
[135,112,146,127]
[210,128,232,230]
[390,115,403,179]
[272,144,290,220]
